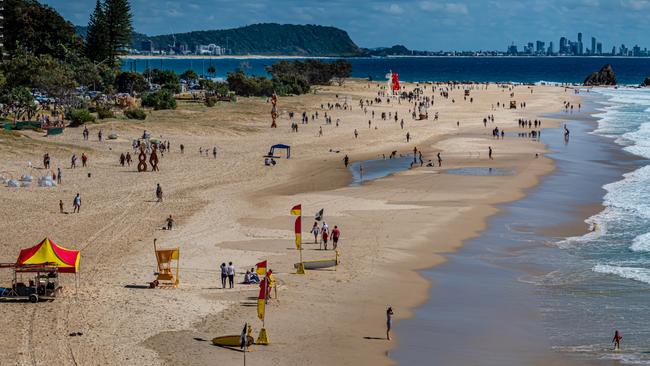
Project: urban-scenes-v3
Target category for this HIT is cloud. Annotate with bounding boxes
[418,1,468,14]
[375,3,404,14]
[445,2,469,14]
[620,0,650,9]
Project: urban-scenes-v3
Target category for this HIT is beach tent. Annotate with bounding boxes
[16,237,80,273]
[267,144,291,159]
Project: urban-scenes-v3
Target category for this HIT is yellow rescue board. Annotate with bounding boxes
[212,335,254,347]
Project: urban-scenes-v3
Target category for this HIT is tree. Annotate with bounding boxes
[114,71,147,94]
[331,60,352,86]
[141,90,177,110]
[3,87,36,122]
[3,0,83,60]
[104,0,133,66]
[207,65,217,77]
[180,69,199,82]
[85,0,109,63]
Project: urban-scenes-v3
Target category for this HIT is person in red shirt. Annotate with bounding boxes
[332,226,341,250]
[322,230,329,250]
[81,153,88,167]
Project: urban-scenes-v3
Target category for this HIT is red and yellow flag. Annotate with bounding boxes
[257,277,267,321]
[294,216,301,249]
[255,260,267,276]
[290,204,301,216]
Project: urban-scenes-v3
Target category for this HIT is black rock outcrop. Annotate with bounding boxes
[584,64,617,86]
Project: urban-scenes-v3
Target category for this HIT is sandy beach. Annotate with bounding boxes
[0,80,580,365]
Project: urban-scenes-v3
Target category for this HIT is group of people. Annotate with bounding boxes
[219,262,236,288]
[310,221,341,250]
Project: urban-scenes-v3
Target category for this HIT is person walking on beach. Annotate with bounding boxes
[156,183,163,203]
[126,152,132,166]
[386,307,394,340]
[406,132,411,143]
[488,146,493,160]
[165,215,174,230]
[81,153,88,167]
[98,129,103,141]
[227,261,235,288]
[180,144,185,154]
[344,155,349,168]
[311,222,320,245]
[332,225,341,250]
[212,147,217,159]
[437,152,442,167]
[71,154,77,169]
[354,129,358,139]
[73,193,81,213]
[57,167,62,184]
[59,199,64,214]
[220,262,227,288]
[613,330,622,350]
[322,229,329,250]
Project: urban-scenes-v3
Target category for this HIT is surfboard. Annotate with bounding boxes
[294,258,338,270]
[212,335,254,347]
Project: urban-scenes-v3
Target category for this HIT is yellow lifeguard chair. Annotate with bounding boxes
[150,239,179,288]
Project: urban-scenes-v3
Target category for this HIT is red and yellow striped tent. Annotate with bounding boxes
[16,237,80,273]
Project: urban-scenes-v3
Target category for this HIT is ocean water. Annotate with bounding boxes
[123,57,650,85]
[548,88,650,364]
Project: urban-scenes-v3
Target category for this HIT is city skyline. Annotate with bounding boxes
[507,31,649,57]
[42,0,650,51]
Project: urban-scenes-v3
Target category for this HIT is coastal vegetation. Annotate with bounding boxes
[129,23,363,57]
[0,0,353,123]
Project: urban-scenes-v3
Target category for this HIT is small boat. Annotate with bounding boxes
[294,252,340,270]
[212,335,254,347]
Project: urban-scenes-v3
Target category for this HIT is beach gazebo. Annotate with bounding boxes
[266,144,291,159]
[16,237,80,273]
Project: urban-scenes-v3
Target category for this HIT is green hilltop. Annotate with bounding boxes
[78,23,364,57]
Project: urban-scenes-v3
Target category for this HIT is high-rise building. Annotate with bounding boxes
[536,41,545,54]
[548,41,554,55]
[591,37,596,55]
[560,37,568,54]
[578,32,583,55]
[633,45,641,57]
[507,43,518,55]
[597,42,603,55]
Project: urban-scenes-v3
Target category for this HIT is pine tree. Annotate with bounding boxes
[85,0,109,63]
[104,0,133,65]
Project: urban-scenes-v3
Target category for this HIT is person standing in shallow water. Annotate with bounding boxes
[386,307,394,340]
[613,330,622,350]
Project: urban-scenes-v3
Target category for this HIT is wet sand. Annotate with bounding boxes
[391,100,631,365]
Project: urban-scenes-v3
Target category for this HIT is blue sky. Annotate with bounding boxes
[43,0,650,51]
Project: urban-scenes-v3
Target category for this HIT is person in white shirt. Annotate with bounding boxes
[227,262,235,288]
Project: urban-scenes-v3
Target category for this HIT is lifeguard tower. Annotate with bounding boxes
[150,239,179,288]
